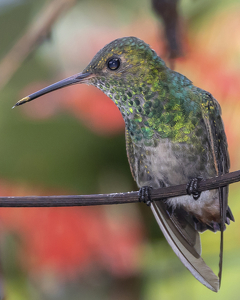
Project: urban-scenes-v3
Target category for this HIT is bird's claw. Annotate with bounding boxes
[186,178,202,200]
[139,186,153,206]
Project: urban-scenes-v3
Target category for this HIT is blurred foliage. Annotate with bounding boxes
[0,0,240,299]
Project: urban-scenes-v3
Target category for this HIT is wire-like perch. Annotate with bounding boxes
[0,170,239,207]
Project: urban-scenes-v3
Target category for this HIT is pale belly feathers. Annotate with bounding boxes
[131,138,221,224]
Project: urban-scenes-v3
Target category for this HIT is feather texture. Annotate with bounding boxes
[151,201,219,292]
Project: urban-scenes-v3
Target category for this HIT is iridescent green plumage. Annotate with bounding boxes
[85,38,212,150]
[14,36,234,292]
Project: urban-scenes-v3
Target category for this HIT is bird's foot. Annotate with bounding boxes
[139,186,152,206]
[186,178,202,200]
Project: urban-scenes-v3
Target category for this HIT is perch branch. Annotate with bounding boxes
[0,170,239,207]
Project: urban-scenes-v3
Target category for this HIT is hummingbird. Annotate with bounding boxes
[14,36,234,292]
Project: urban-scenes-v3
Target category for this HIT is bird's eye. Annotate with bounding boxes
[107,58,121,70]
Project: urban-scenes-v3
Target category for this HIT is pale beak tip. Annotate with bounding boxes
[13,96,31,108]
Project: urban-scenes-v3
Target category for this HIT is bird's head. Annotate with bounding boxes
[14,37,166,111]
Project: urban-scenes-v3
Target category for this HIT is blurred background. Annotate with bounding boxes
[0,0,240,299]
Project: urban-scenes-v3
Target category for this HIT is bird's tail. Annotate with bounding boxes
[151,200,219,292]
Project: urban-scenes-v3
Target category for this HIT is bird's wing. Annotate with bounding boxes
[151,200,219,292]
[125,128,137,180]
[200,92,231,288]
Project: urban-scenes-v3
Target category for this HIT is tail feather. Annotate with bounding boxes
[226,206,234,222]
[218,185,229,288]
[151,201,219,292]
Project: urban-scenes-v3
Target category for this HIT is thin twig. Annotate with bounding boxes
[0,0,76,91]
[0,170,239,207]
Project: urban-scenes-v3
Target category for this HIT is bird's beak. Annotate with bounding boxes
[13,72,92,108]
